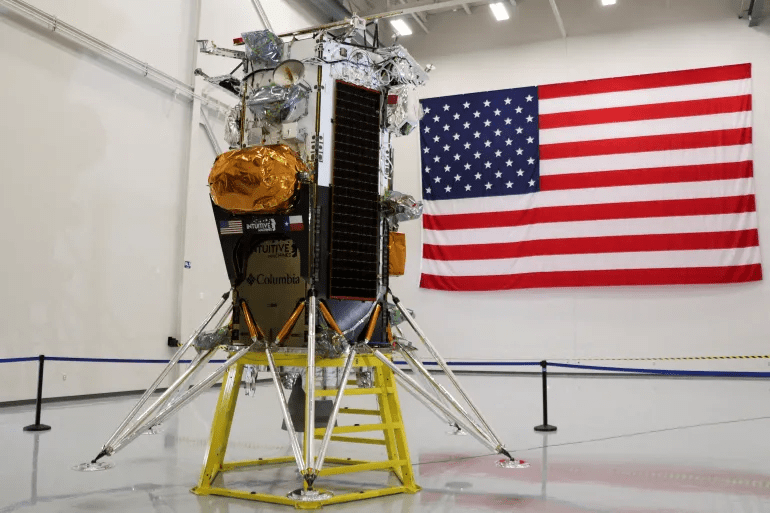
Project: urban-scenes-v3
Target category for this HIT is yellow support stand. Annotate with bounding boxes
[192,351,420,509]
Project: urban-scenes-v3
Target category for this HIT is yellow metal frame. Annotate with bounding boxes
[192,352,419,509]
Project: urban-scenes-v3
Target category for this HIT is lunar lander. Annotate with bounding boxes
[83,15,523,508]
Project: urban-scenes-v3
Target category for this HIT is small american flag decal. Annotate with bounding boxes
[219,219,243,235]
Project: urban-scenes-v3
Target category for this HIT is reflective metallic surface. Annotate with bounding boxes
[4,374,770,512]
[208,145,305,214]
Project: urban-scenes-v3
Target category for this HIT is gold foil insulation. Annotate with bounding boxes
[276,301,306,345]
[389,232,406,276]
[240,300,265,341]
[363,304,382,343]
[208,145,307,214]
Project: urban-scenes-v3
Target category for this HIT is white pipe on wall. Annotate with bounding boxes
[0,0,230,114]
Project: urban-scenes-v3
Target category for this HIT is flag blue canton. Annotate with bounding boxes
[419,86,540,201]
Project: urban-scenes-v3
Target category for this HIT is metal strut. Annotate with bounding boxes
[307,301,382,486]
[94,290,232,462]
[110,344,255,455]
[241,300,306,474]
[396,342,492,442]
[389,291,508,455]
[304,290,318,487]
[371,350,500,454]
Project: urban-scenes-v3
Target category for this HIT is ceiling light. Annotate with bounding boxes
[390,19,412,36]
[601,0,617,5]
[489,2,510,21]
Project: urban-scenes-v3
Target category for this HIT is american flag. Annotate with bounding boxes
[419,64,761,291]
[219,219,243,235]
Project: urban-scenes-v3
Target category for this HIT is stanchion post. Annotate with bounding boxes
[534,360,556,432]
[24,354,51,432]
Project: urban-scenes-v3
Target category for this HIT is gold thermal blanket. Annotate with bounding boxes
[208,145,306,213]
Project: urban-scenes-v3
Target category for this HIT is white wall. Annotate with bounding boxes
[0,1,199,402]
[389,0,770,371]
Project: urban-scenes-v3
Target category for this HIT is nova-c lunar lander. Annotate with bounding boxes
[81,15,524,508]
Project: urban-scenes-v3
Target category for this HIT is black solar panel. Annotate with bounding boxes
[329,81,381,300]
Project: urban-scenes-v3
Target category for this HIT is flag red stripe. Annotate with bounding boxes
[541,161,753,191]
[420,264,762,291]
[423,195,756,231]
[538,64,751,100]
[539,95,752,130]
[540,128,751,160]
[424,230,759,261]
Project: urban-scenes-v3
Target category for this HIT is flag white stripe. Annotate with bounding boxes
[424,213,758,246]
[422,247,761,277]
[424,178,754,216]
[539,144,752,176]
[539,112,752,145]
[539,79,751,115]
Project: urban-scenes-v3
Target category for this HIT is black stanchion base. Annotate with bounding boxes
[23,424,51,432]
[534,424,557,432]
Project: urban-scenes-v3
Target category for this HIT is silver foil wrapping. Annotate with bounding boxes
[280,368,301,390]
[241,30,283,68]
[224,104,242,146]
[243,365,259,397]
[355,368,374,388]
[194,326,229,350]
[247,84,309,125]
[383,190,423,229]
[387,303,414,326]
[331,61,382,91]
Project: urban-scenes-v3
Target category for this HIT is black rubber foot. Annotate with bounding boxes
[23,424,51,432]
[534,424,557,432]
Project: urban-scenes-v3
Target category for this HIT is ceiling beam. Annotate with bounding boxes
[374,0,492,17]
[410,12,430,32]
[397,0,429,33]
[548,0,567,38]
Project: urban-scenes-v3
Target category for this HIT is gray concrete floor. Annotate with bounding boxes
[1,373,770,512]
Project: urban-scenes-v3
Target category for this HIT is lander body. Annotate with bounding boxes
[83,15,523,508]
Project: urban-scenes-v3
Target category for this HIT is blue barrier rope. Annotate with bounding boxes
[548,362,770,378]
[1,355,769,378]
[393,360,540,367]
[0,356,229,364]
[0,356,38,363]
